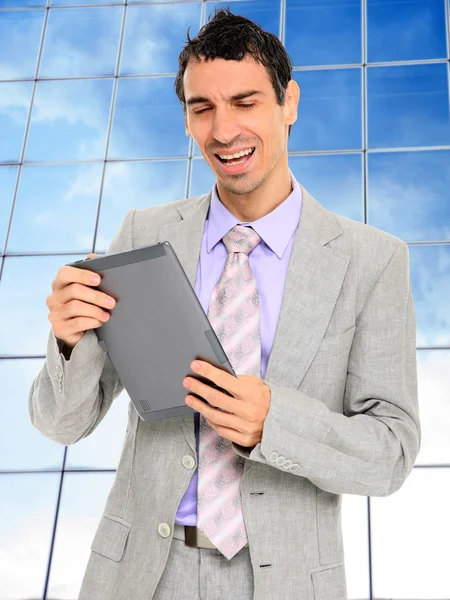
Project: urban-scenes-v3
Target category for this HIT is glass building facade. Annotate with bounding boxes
[0,0,449,598]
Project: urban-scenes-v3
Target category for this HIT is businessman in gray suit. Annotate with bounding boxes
[29,8,420,600]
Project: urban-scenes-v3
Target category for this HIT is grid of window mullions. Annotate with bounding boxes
[1,3,450,599]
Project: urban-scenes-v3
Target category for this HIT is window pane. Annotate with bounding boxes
[96,160,187,252]
[290,69,362,152]
[371,468,450,598]
[52,0,123,5]
[109,77,189,159]
[0,81,33,163]
[285,0,361,67]
[65,392,129,470]
[0,10,44,80]
[206,0,281,37]
[289,153,363,222]
[7,163,103,254]
[409,244,450,347]
[0,166,17,250]
[367,63,450,149]
[25,79,113,162]
[46,472,115,599]
[0,0,46,6]
[367,0,447,62]
[0,359,65,470]
[189,159,216,198]
[416,350,450,466]
[341,495,370,600]
[368,150,450,243]
[120,4,201,75]
[0,255,81,356]
[39,7,123,78]
[0,472,60,600]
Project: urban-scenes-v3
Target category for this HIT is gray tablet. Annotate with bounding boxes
[67,241,237,421]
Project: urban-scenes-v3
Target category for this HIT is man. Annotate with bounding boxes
[29,8,420,600]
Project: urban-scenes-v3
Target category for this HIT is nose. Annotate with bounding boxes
[212,107,242,145]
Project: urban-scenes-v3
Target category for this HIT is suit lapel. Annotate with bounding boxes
[157,187,350,455]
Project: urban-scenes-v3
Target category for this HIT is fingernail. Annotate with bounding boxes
[90,274,101,284]
[191,361,200,372]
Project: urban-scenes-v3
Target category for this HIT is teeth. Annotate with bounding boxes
[219,148,254,160]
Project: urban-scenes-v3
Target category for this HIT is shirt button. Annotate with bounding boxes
[158,523,171,538]
[182,455,196,469]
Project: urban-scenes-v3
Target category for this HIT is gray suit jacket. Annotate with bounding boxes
[29,185,420,600]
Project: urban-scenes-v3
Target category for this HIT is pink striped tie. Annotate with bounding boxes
[197,224,262,560]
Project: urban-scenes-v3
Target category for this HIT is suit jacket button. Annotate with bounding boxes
[275,455,286,467]
[283,459,293,469]
[289,464,300,473]
[158,523,171,538]
[269,451,279,462]
[182,455,195,469]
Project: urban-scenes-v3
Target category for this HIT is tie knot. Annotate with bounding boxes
[222,225,262,255]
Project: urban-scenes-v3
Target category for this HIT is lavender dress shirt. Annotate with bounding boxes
[174,170,303,525]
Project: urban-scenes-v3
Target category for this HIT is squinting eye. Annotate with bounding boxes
[239,103,255,109]
[195,107,211,115]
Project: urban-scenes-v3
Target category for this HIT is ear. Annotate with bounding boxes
[185,113,191,138]
[284,79,300,126]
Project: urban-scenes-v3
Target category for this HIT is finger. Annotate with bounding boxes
[53,299,111,324]
[60,282,116,310]
[185,395,243,430]
[52,264,102,292]
[206,420,253,447]
[184,377,238,414]
[190,361,239,397]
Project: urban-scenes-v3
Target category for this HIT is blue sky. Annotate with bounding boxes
[0,1,450,598]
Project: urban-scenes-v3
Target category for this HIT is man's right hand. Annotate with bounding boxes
[46,253,117,350]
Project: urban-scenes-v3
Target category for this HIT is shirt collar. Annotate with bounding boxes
[206,169,303,259]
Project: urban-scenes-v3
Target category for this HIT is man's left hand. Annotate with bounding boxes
[183,360,271,448]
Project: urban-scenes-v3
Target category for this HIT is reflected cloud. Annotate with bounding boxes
[0,81,33,162]
[39,6,123,78]
[7,163,103,253]
[0,10,44,80]
[120,3,201,75]
[0,166,17,250]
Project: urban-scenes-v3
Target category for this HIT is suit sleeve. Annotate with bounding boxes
[233,241,421,497]
[28,209,135,446]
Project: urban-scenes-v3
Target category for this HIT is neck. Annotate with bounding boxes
[215,157,293,222]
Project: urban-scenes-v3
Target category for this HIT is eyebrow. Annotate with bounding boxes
[186,90,264,107]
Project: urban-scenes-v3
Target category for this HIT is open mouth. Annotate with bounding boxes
[215,147,256,167]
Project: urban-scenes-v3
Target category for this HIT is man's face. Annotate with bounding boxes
[183,55,297,196]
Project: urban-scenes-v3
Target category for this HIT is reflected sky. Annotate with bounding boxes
[0,10,44,80]
[367,63,450,148]
[0,166,17,251]
[189,158,216,197]
[46,472,115,599]
[0,81,33,163]
[39,6,123,78]
[289,153,363,222]
[51,0,123,4]
[367,0,447,62]
[409,244,450,347]
[416,350,450,466]
[0,0,46,6]
[371,468,450,598]
[206,0,280,37]
[7,163,103,254]
[285,0,361,67]
[0,255,82,356]
[368,150,450,242]
[0,359,64,470]
[0,472,59,600]
[25,78,113,162]
[109,77,189,159]
[291,69,362,151]
[96,160,188,252]
[120,3,201,75]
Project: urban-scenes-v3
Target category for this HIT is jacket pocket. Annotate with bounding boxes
[311,561,347,600]
[314,325,356,360]
[90,514,131,562]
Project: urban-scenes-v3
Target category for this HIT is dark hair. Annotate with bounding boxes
[174,7,294,136]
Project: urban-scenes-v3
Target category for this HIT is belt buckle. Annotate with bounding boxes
[184,526,217,549]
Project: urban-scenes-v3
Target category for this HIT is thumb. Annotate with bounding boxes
[86,252,98,259]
